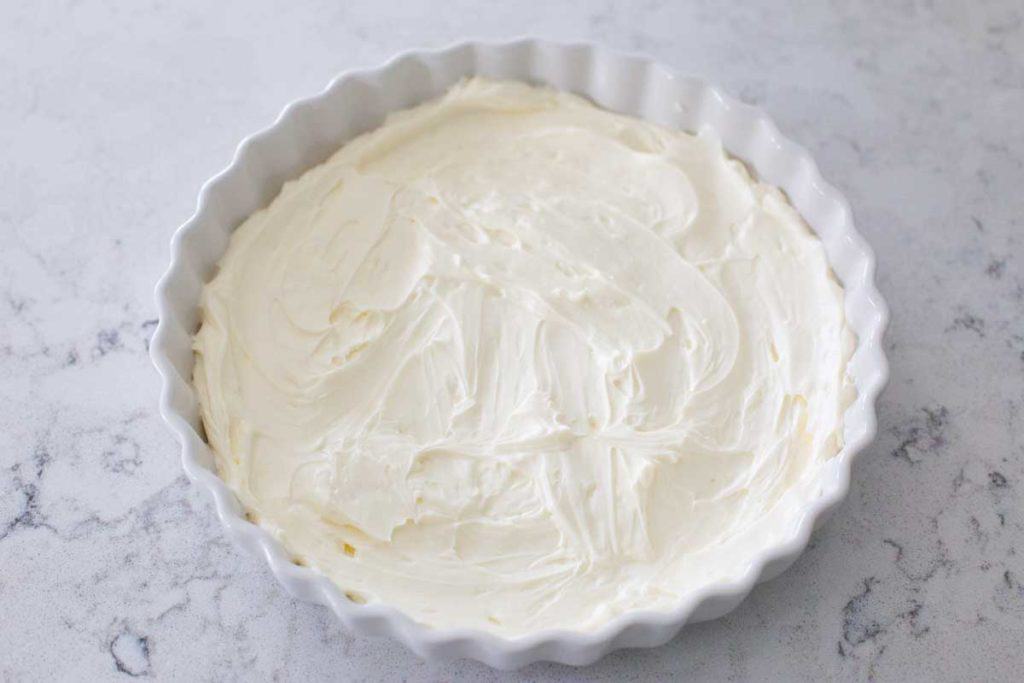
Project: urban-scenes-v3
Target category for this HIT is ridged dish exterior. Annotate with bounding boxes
[150,39,889,668]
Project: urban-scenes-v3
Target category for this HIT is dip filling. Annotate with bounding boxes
[194,79,854,635]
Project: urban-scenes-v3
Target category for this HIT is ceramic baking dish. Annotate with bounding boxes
[150,38,889,668]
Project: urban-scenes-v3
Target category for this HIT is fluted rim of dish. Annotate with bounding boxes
[150,38,889,669]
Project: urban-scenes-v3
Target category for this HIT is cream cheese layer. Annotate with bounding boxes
[194,79,854,635]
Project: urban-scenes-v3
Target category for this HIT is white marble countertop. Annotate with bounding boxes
[2,1,1022,680]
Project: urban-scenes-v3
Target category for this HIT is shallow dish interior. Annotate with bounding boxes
[151,39,888,668]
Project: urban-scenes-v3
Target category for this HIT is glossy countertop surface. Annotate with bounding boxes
[1,1,1022,680]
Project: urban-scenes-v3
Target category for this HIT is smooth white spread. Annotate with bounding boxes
[194,79,854,635]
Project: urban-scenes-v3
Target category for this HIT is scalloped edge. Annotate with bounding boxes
[150,38,889,669]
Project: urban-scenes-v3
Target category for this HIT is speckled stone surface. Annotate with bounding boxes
[1,1,1022,680]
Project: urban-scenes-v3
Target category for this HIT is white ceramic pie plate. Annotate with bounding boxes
[150,39,889,668]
